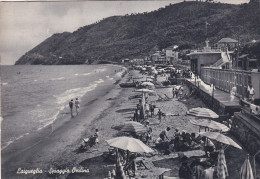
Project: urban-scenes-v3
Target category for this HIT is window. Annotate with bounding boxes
[248,61,257,68]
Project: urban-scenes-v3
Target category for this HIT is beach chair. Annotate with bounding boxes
[79,136,97,152]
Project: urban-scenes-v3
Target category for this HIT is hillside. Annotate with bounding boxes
[15,1,260,65]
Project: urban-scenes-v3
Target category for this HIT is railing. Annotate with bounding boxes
[200,68,253,98]
[190,47,222,53]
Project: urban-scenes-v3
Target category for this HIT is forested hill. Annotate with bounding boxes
[15,1,260,65]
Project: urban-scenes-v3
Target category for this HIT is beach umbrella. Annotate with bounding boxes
[120,121,147,134]
[106,136,154,153]
[199,132,242,149]
[190,119,230,132]
[146,78,154,81]
[187,107,219,119]
[141,82,154,86]
[217,149,228,179]
[240,154,254,179]
[135,89,154,93]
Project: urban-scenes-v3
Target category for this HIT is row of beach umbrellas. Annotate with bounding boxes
[188,107,240,149]
[105,85,255,178]
[190,118,230,132]
[188,107,255,179]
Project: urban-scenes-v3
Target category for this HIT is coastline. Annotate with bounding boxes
[2,69,259,179]
[1,66,127,178]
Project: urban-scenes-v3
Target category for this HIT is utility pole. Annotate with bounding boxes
[205,20,210,39]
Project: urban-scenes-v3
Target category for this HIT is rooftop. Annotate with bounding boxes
[218,38,238,43]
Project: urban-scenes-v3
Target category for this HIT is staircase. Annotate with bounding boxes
[211,52,231,68]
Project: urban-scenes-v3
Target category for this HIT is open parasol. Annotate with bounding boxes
[141,82,154,86]
[190,119,230,132]
[135,89,154,93]
[120,121,147,134]
[199,132,242,149]
[146,78,154,81]
[187,107,219,119]
[106,136,154,153]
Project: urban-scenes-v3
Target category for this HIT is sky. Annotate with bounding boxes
[0,0,249,65]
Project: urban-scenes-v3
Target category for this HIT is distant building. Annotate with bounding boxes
[190,38,260,103]
[121,58,130,63]
[165,45,179,64]
[234,54,260,71]
[132,58,145,65]
[151,51,167,65]
[217,38,238,51]
[188,39,223,75]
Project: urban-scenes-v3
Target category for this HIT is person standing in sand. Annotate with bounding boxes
[69,99,74,117]
[94,129,99,144]
[75,98,80,115]
[157,109,164,123]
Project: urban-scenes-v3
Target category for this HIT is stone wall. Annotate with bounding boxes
[231,112,260,161]
[181,79,240,115]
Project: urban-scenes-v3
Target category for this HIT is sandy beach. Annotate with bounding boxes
[2,69,260,179]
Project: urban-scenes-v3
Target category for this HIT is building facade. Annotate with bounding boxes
[165,46,179,65]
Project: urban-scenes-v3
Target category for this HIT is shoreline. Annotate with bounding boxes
[2,69,258,179]
[1,64,125,151]
[1,67,127,178]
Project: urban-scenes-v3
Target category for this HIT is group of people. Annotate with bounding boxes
[69,98,80,117]
[133,98,164,123]
[155,128,217,158]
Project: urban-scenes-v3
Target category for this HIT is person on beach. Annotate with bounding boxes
[172,87,176,98]
[248,84,255,103]
[179,157,193,179]
[157,109,164,123]
[149,104,153,117]
[202,137,215,157]
[174,129,180,137]
[133,109,139,122]
[159,127,170,141]
[145,103,150,118]
[94,129,99,144]
[69,99,74,117]
[75,98,80,115]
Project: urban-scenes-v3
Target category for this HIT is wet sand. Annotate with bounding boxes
[2,70,260,179]
[1,72,126,178]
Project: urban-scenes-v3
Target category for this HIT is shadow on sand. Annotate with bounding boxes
[66,155,115,179]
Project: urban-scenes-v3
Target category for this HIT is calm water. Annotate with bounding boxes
[0,65,123,150]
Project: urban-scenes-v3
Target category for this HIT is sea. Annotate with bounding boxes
[0,65,124,150]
